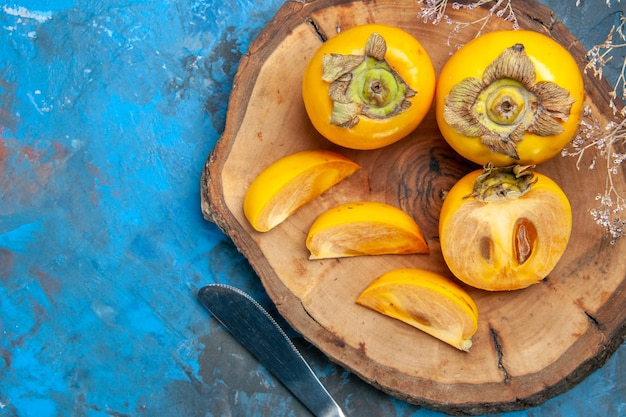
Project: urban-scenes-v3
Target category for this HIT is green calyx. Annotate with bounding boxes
[321,32,416,128]
[473,78,536,130]
[467,164,538,202]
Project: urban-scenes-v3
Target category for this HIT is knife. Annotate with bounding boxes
[198,284,346,417]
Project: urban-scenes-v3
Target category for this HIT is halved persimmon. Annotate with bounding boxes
[439,165,572,291]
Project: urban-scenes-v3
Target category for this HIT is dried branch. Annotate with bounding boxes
[562,12,626,243]
[562,107,626,244]
[584,15,626,117]
[417,0,518,46]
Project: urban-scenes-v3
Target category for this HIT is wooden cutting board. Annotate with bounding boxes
[201,0,626,414]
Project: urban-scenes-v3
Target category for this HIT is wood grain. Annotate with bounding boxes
[201,0,626,414]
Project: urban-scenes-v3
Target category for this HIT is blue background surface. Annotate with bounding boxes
[0,1,624,416]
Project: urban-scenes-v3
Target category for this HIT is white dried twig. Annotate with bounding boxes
[416,0,518,45]
[563,13,626,243]
[562,109,626,244]
[584,15,626,117]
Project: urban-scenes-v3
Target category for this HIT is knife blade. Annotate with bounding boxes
[198,284,346,417]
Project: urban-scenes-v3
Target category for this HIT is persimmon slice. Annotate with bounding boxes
[357,268,478,351]
[243,150,361,232]
[306,201,428,259]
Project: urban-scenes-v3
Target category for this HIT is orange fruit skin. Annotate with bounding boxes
[303,24,436,150]
[436,30,584,166]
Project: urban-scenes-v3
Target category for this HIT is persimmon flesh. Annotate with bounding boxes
[439,165,572,291]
